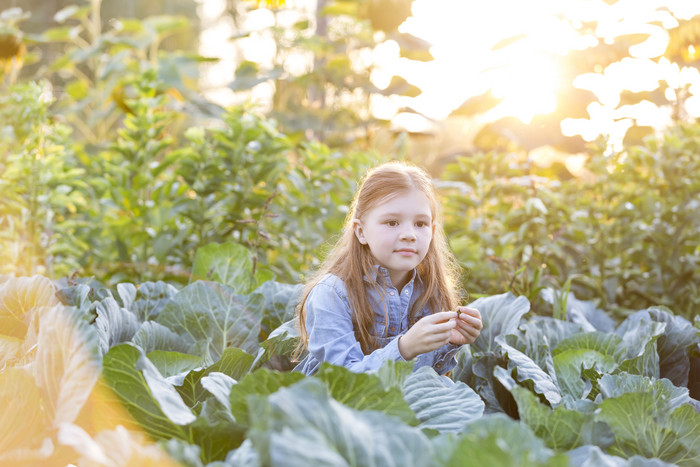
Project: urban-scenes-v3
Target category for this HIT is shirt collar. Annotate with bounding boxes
[365,265,420,287]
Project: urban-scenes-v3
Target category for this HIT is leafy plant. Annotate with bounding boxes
[2,270,699,465]
[440,123,700,320]
[0,81,89,278]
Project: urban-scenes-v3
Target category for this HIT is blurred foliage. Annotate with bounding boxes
[440,126,700,320]
[0,81,89,278]
[8,1,218,145]
[226,0,425,146]
[0,66,375,285]
[0,2,378,287]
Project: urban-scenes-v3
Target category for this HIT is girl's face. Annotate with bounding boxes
[353,188,435,289]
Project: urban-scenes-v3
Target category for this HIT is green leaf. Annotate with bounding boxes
[247,378,434,466]
[540,288,615,333]
[138,350,197,427]
[470,292,530,355]
[42,25,81,42]
[177,346,256,409]
[553,332,623,360]
[55,283,91,311]
[209,347,257,381]
[156,281,263,361]
[53,5,82,23]
[187,397,246,463]
[129,281,178,321]
[375,358,414,390]
[191,242,257,294]
[200,372,236,411]
[432,413,568,466]
[229,368,304,427]
[116,283,137,310]
[101,343,193,440]
[615,319,664,378]
[94,297,140,355]
[642,308,699,386]
[402,366,484,432]
[146,350,202,378]
[552,348,616,400]
[566,445,667,467]
[143,15,190,37]
[259,318,299,362]
[597,392,700,464]
[253,281,302,333]
[597,373,690,410]
[497,367,613,451]
[65,80,89,100]
[497,337,562,406]
[160,438,204,467]
[315,363,417,425]
[321,1,360,17]
[506,318,584,370]
[132,321,192,354]
[226,439,261,467]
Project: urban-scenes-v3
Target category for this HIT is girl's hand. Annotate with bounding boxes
[449,306,482,346]
[398,311,457,360]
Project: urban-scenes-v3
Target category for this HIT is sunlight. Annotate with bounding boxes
[382,0,700,140]
[394,0,578,122]
[193,0,700,145]
[485,49,560,124]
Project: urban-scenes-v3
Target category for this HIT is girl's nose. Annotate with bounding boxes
[400,227,417,240]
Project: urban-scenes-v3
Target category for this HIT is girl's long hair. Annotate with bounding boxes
[292,161,462,359]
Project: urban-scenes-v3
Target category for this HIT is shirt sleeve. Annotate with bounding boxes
[431,342,462,375]
[304,281,407,373]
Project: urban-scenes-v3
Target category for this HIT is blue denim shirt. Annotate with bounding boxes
[294,266,462,375]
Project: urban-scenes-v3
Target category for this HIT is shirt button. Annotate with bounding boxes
[390,326,396,332]
[436,362,443,368]
[389,291,395,296]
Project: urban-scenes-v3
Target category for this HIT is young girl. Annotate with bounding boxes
[294,161,482,375]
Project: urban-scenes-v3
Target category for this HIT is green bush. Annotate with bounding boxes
[441,125,700,320]
[0,69,376,287]
[0,81,90,278]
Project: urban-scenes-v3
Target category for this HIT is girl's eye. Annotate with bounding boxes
[416,221,429,228]
[387,220,398,227]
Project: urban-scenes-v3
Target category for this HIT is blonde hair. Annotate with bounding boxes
[293,161,462,359]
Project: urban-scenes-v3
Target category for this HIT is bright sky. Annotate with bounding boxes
[197,0,700,147]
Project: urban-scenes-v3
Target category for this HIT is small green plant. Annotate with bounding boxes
[0,81,89,277]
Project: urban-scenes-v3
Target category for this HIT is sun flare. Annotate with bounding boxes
[372,0,700,139]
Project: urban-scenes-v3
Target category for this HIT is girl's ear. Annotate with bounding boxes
[353,219,367,244]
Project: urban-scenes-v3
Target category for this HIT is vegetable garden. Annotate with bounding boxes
[1,1,700,466]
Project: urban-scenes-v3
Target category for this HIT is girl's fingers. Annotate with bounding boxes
[457,308,482,330]
[459,315,482,330]
[455,315,482,339]
[429,311,458,322]
[457,306,481,320]
[432,320,456,333]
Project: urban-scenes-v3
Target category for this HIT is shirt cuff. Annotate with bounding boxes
[391,334,408,362]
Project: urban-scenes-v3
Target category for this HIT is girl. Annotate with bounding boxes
[294,161,482,375]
